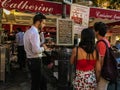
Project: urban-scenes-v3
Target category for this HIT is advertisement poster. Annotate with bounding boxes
[57,19,74,46]
[73,25,84,35]
[70,4,90,34]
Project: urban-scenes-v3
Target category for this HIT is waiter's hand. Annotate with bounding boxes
[43,44,48,50]
[43,44,51,51]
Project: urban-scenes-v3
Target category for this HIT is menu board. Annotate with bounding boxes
[57,19,73,46]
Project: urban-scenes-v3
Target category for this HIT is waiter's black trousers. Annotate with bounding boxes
[27,58,47,90]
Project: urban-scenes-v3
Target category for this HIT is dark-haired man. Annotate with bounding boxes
[16,28,26,70]
[94,22,110,90]
[24,13,47,90]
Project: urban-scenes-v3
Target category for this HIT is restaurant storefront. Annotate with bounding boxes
[0,0,71,82]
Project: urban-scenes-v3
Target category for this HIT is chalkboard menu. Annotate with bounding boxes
[57,19,73,46]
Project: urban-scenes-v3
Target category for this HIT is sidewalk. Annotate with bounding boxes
[108,80,120,90]
[0,68,57,90]
[0,69,30,90]
[0,69,120,90]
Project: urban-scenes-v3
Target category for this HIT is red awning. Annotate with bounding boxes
[0,0,70,15]
[90,7,120,20]
[109,28,120,33]
[107,21,120,26]
[2,24,30,32]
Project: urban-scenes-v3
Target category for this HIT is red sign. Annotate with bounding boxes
[109,28,120,33]
[90,7,120,20]
[0,0,70,15]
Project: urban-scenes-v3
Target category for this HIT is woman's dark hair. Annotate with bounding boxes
[94,22,107,37]
[79,28,95,54]
[33,13,46,24]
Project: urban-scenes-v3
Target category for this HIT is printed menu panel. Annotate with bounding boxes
[57,19,74,46]
[70,4,90,34]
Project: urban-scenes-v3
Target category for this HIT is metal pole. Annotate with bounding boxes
[62,1,66,18]
[0,9,3,44]
[10,24,13,33]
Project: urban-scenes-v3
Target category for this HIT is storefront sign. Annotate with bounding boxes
[110,28,120,33]
[57,19,73,46]
[90,7,120,20]
[70,4,90,34]
[0,0,70,15]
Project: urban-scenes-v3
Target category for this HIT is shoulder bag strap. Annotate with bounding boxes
[74,46,78,76]
[97,39,109,48]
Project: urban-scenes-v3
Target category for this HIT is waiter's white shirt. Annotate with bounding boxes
[24,26,44,58]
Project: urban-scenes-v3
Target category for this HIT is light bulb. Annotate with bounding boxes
[3,9,10,15]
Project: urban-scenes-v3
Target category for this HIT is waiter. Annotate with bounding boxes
[24,13,47,90]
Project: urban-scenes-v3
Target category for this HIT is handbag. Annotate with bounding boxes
[69,47,78,90]
[74,46,78,78]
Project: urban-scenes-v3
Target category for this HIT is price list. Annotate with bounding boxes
[57,19,73,45]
